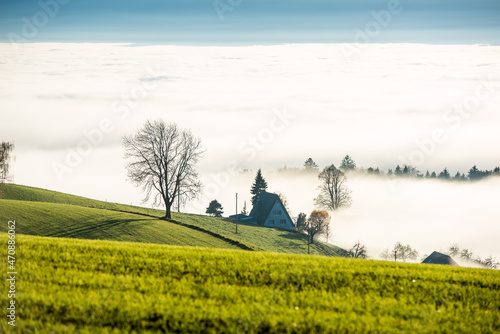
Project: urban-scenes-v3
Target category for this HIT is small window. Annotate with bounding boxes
[280,219,286,224]
[274,210,281,216]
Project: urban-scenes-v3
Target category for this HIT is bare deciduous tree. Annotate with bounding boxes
[482,256,499,270]
[447,244,460,257]
[394,242,419,262]
[460,248,473,261]
[380,242,418,262]
[348,242,368,259]
[123,120,203,219]
[241,201,248,215]
[379,249,391,261]
[0,141,15,183]
[315,164,352,211]
[446,244,498,269]
[306,210,331,245]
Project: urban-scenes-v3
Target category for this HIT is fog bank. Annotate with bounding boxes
[190,170,500,262]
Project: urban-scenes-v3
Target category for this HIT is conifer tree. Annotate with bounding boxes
[206,200,224,217]
[250,169,268,205]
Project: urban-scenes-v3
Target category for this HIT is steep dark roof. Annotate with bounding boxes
[249,191,293,225]
[422,251,459,266]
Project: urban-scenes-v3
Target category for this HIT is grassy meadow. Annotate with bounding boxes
[1,183,499,333]
[0,184,345,256]
[1,234,499,333]
[0,199,243,250]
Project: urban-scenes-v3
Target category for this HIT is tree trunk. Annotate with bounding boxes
[165,204,171,219]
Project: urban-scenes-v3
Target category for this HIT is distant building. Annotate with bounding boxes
[230,191,294,230]
[422,251,459,266]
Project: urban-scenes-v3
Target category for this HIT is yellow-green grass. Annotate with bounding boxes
[1,184,347,256]
[0,200,243,250]
[0,183,160,216]
[170,212,347,257]
[1,234,499,333]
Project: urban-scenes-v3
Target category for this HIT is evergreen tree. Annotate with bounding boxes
[367,167,380,174]
[425,170,431,178]
[430,171,437,178]
[206,200,224,217]
[468,165,482,180]
[402,165,419,176]
[303,158,319,171]
[250,169,268,205]
[340,155,356,170]
[438,168,451,179]
[395,165,403,176]
[294,212,307,233]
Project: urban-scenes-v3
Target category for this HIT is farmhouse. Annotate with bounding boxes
[231,192,294,230]
[422,251,459,266]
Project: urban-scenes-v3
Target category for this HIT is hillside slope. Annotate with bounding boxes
[1,183,160,215]
[0,199,244,250]
[1,184,347,256]
[173,213,347,256]
[1,234,499,333]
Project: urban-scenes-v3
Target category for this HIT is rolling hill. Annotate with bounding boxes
[1,234,498,333]
[0,184,347,256]
[1,184,499,333]
[0,199,244,250]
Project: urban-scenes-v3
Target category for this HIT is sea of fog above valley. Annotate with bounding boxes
[1,42,499,261]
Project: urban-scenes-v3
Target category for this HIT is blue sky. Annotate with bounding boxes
[1,0,499,44]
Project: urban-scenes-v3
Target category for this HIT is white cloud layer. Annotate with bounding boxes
[1,43,499,260]
[192,170,500,262]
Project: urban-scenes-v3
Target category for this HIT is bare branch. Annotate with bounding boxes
[315,165,352,211]
[123,120,204,219]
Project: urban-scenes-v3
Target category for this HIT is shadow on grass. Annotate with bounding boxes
[45,219,145,239]
[278,232,307,241]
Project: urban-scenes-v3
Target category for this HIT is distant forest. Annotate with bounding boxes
[269,156,500,182]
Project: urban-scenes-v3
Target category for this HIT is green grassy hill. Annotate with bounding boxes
[1,183,160,215]
[0,200,242,250]
[173,213,345,256]
[0,184,346,256]
[1,234,498,333]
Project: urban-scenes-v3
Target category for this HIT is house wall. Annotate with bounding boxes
[263,202,294,230]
